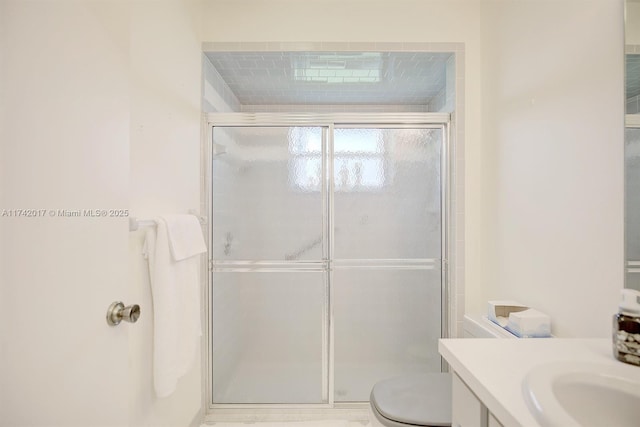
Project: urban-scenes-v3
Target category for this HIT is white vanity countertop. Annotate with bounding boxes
[438,338,624,427]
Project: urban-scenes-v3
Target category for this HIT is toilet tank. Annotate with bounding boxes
[463,314,517,338]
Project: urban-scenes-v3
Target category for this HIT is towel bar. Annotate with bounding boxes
[129,212,206,232]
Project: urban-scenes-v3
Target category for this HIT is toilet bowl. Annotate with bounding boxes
[368,315,516,427]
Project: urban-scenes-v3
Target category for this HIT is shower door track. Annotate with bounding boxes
[204,112,451,413]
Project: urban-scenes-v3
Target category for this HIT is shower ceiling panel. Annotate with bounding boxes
[204,51,451,105]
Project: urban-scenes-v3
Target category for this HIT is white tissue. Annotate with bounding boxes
[506,308,551,338]
[487,301,551,338]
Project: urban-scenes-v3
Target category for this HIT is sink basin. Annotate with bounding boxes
[523,361,640,427]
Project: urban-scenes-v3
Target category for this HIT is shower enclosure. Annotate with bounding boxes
[206,113,449,408]
[626,120,640,291]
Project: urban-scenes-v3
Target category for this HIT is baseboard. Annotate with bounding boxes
[190,407,205,427]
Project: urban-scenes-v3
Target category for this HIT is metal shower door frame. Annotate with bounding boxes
[204,112,451,412]
[625,115,640,284]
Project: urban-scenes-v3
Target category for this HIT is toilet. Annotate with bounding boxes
[368,315,517,427]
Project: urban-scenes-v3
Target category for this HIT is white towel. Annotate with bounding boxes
[142,216,207,398]
[162,214,207,261]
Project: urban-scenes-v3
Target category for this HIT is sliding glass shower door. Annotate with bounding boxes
[209,119,445,405]
[626,127,640,291]
[210,126,328,404]
[332,127,443,401]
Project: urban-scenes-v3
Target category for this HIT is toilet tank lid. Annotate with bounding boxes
[370,373,452,427]
[464,314,518,338]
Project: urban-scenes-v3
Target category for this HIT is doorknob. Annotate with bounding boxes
[106,301,141,326]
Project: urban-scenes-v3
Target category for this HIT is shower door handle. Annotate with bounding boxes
[106,301,141,326]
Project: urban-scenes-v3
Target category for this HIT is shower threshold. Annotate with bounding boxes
[203,406,370,424]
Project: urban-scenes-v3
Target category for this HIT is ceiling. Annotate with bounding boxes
[204,51,452,106]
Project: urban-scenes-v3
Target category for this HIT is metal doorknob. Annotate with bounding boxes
[106,301,141,326]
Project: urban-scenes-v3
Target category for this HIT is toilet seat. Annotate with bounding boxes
[370,373,452,427]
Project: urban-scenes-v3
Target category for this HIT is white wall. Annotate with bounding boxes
[627,1,640,45]
[480,0,624,337]
[129,1,204,426]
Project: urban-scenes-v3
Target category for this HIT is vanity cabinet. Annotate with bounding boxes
[452,373,504,427]
[440,338,633,426]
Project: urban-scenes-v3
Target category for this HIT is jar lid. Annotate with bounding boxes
[620,289,640,315]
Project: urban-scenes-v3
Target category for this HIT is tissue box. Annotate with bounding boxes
[487,300,528,327]
[487,301,551,338]
[506,308,551,338]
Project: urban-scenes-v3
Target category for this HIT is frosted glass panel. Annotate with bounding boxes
[626,128,640,291]
[333,128,442,259]
[210,122,445,405]
[333,268,442,401]
[212,271,325,404]
[212,127,324,261]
